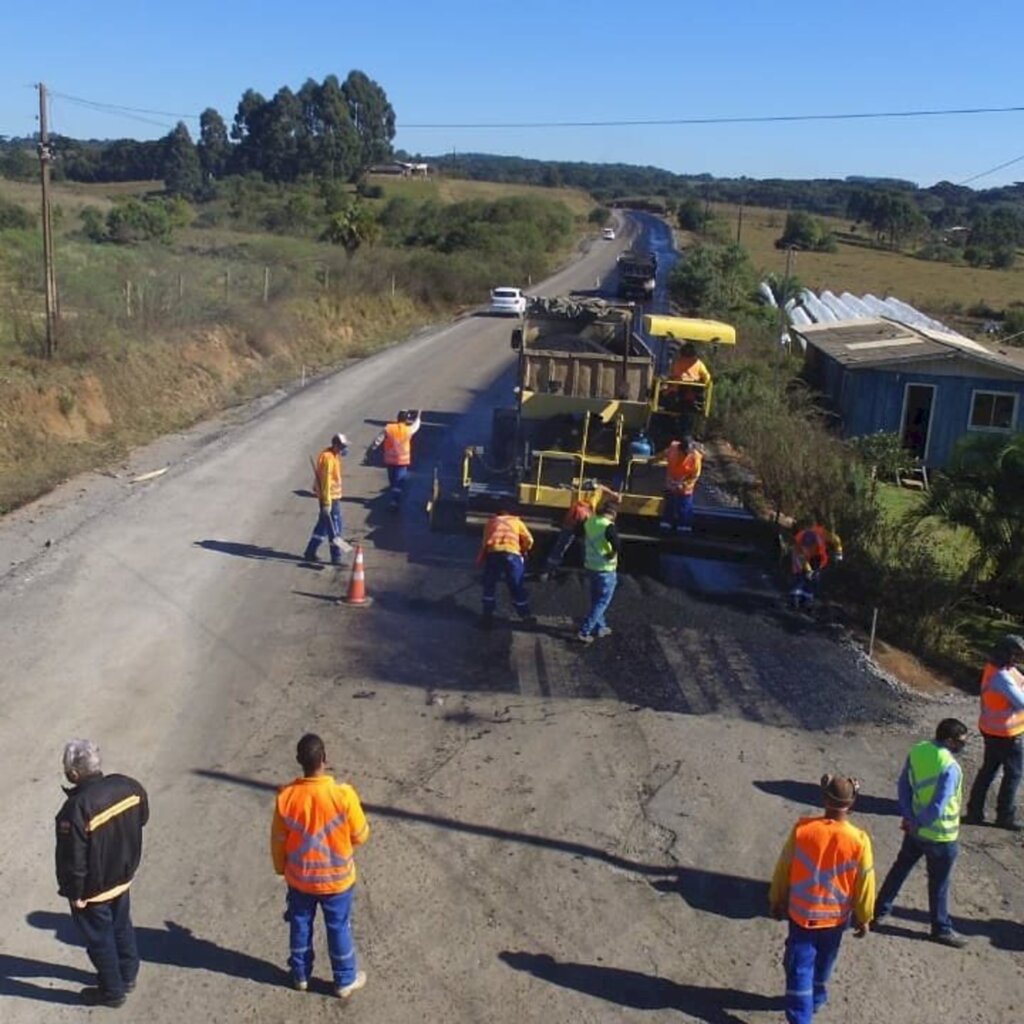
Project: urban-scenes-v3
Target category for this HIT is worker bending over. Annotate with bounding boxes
[541,480,620,579]
[477,511,535,629]
[652,436,703,533]
[789,521,843,609]
[368,410,421,511]
[770,774,874,1024]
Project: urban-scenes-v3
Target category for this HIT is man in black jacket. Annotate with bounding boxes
[55,739,149,1008]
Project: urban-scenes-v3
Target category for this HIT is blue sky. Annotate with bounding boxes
[4,0,1023,188]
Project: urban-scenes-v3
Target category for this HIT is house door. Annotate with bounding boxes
[900,384,935,460]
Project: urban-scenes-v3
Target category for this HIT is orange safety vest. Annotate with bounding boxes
[792,525,829,573]
[978,662,1024,738]
[669,355,711,385]
[787,817,868,929]
[313,447,342,503]
[665,445,702,495]
[482,514,533,556]
[383,422,412,467]
[273,776,369,895]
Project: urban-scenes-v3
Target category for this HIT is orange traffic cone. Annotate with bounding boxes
[341,544,373,607]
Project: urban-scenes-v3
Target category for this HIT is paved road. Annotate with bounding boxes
[1,216,1021,1023]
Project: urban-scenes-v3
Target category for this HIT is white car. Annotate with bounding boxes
[602,226,616,240]
[488,286,527,316]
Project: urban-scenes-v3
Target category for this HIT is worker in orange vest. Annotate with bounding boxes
[303,433,348,565]
[770,774,875,1024]
[272,733,370,999]
[663,341,712,433]
[964,633,1024,830]
[540,480,620,580]
[789,521,843,609]
[668,341,712,389]
[368,409,422,511]
[477,510,535,628]
[652,436,702,533]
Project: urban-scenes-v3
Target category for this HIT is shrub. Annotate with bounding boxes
[0,195,35,230]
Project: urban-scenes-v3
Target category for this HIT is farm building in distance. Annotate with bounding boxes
[787,290,1024,468]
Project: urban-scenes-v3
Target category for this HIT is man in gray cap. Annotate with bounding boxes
[303,432,348,565]
[964,633,1024,830]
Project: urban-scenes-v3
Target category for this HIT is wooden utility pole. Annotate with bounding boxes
[38,82,59,358]
[736,203,744,245]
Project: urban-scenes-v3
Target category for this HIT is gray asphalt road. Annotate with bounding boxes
[1,217,1021,1023]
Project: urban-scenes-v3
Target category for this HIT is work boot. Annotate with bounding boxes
[960,811,984,826]
[292,977,308,992]
[80,987,126,1008]
[930,931,968,949]
[994,818,1023,832]
[335,971,367,999]
[302,545,319,562]
[596,627,613,638]
[575,632,594,645]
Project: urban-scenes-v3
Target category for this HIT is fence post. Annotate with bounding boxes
[178,273,184,303]
[263,266,270,304]
[391,274,396,298]
[125,280,133,318]
[224,269,230,302]
[868,607,879,658]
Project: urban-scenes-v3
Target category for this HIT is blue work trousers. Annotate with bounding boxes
[306,500,343,563]
[70,891,139,1000]
[545,527,576,570]
[966,733,1022,824]
[482,552,530,617]
[386,465,409,506]
[286,886,358,987]
[876,833,958,935]
[662,491,694,530]
[784,920,845,1024]
[580,570,618,636]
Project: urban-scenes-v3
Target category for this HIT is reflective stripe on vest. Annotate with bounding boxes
[583,515,617,572]
[282,811,355,888]
[484,515,525,556]
[787,818,864,929]
[383,423,411,466]
[978,663,1024,737]
[908,740,960,843]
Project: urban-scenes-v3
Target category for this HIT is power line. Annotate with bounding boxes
[400,103,1024,129]
[50,90,199,122]
[958,152,1024,186]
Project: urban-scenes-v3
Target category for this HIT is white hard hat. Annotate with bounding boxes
[332,433,348,447]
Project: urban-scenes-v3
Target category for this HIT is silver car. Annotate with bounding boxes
[488,286,527,316]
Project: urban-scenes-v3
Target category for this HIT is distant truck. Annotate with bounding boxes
[616,250,657,301]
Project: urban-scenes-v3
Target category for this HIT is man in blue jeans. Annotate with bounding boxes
[575,501,621,644]
[272,734,370,998]
[873,718,970,948]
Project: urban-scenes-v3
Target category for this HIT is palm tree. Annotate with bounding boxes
[911,432,1024,606]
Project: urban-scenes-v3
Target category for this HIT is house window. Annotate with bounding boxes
[968,390,1018,431]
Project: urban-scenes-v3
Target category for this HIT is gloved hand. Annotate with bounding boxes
[834,551,844,563]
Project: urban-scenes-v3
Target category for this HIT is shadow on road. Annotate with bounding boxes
[194,539,311,565]
[882,906,1024,951]
[753,779,900,817]
[26,912,283,986]
[194,770,767,920]
[0,952,92,1005]
[498,952,782,1023]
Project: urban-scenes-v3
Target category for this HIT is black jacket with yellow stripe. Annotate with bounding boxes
[55,773,149,902]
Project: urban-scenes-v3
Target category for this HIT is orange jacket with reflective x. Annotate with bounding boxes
[272,775,370,895]
[770,816,875,930]
[978,662,1024,738]
[478,514,534,564]
[314,447,342,505]
[383,422,412,466]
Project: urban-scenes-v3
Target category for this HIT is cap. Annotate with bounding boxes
[821,773,859,808]
[331,433,348,447]
[993,633,1024,665]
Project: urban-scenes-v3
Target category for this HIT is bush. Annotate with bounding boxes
[0,195,35,230]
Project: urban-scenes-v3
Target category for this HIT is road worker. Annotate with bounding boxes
[964,633,1024,831]
[541,480,621,580]
[668,341,712,390]
[368,410,422,511]
[56,740,149,1008]
[477,510,535,628]
[769,773,874,1024]
[789,520,843,609]
[575,500,621,644]
[652,436,702,533]
[663,341,712,433]
[874,718,970,947]
[272,733,370,999]
[303,433,348,565]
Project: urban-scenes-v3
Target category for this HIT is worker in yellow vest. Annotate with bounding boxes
[368,410,422,511]
[476,511,535,629]
[964,633,1024,830]
[541,480,620,580]
[770,773,874,1024]
[873,718,970,947]
[574,501,621,644]
[303,433,348,565]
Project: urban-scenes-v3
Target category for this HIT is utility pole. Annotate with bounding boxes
[775,245,795,385]
[38,82,59,358]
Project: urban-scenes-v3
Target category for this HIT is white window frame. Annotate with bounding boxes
[967,389,1019,433]
[899,382,937,462]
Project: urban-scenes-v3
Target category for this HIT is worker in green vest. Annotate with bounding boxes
[574,501,621,644]
[873,718,970,948]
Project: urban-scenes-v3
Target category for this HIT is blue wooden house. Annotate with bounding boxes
[793,318,1024,468]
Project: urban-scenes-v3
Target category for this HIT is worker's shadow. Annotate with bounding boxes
[26,911,283,987]
[194,539,316,567]
[881,907,1024,951]
[752,779,900,817]
[498,952,782,1023]
[0,951,93,1005]
[651,867,770,921]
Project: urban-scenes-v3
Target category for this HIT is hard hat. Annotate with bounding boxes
[332,433,348,447]
[820,773,859,808]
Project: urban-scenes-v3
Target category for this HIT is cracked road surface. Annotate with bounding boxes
[1,225,1022,1022]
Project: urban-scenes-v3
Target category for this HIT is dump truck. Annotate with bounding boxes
[616,250,657,301]
[428,297,770,562]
